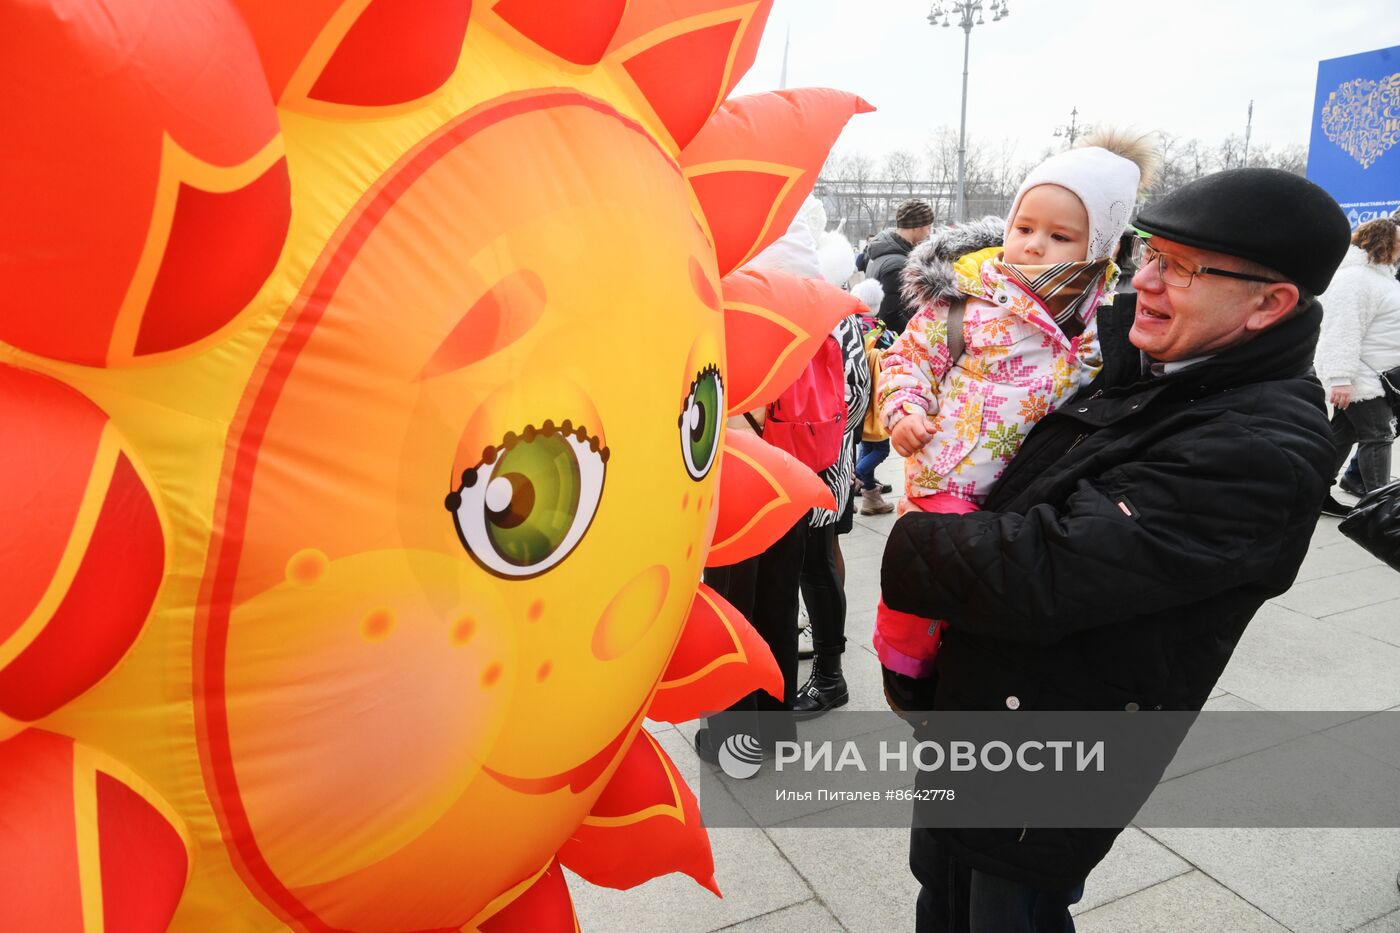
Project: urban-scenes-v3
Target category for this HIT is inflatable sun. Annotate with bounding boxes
[1,1,870,929]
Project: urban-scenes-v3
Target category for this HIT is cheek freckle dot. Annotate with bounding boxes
[286,548,329,585]
[686,543,693,560]
[452,617,475,645]
[681,492,689,511]
[482,663,503,687]
[362,609,394,641]
[527,599,544,621]
[536,660,552,682]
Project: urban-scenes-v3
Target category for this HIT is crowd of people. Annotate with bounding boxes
[690,129,1398,931]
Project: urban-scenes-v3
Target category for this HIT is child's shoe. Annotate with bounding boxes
[860,486,894,515]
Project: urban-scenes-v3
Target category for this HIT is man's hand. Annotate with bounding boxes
[890,413,935,457]
[1330,384,1352,409]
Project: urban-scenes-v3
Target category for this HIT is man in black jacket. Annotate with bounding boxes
[867,199,934,334]
[881,169,1352,932]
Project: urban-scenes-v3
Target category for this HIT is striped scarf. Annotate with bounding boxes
[994,257,1111,338]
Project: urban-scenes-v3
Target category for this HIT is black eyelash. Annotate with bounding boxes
[678,364,724,427]
[447,421,609,509]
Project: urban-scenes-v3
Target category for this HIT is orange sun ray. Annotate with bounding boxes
[707,431,835,568]
[680,88,875,275]
[649,582,783,721]
[558,730,718,895]
[721,268,867,416]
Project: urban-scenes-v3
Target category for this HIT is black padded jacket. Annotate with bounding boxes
[866,229,917,333]
[882,298,1335,887]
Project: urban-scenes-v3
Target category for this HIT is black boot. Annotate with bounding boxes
[793,658,848,720]
[1320,494,1352,518]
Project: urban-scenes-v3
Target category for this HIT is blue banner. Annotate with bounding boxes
[1307,45,1400,229]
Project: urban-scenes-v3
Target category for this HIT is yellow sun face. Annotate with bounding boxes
[1,1,870,929]
[207,92,728,926]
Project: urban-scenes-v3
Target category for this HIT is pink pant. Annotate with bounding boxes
[873,492,979,678]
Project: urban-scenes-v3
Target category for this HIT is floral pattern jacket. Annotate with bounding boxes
[877,219,1110,504]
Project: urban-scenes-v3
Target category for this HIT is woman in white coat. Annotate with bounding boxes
[1316,216,1400,514]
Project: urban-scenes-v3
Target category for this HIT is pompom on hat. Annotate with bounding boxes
[851,277,884,312]
[1133,168,1352,295]
[1005,132,1155,262]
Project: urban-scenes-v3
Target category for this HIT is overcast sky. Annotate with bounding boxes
[732,0,1400,167]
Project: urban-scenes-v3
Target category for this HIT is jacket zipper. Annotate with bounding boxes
[1063,390,1103,453]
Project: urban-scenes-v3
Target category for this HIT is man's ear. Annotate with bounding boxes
[1244,281,1300,333]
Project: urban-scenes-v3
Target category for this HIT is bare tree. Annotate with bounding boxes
[924,127,1005,221]
[820,128,1309,237]
[884,149,921,195]
[1146,133,1209,201]
[1215,134,1245,172]
[1248,142,1308,176]
[819,151,881,237]
[923,128,960,220]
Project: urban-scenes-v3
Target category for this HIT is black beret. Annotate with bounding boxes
[1135,168,1351,295]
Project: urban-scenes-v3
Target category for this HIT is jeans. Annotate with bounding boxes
[1329,396,1396,493]
[855,438,891,490]
[911,831,1083,933]
[799,521,845,660]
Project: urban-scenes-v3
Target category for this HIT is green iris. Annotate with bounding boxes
[681,368,723,480]
[485,434,581,567]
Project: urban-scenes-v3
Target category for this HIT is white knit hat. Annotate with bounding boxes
[1004,146,1142,262]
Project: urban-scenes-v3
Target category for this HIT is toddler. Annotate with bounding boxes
[874,132,1157,678]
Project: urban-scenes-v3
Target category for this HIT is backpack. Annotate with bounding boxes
[746,335,847,472]
[860,319,894,442]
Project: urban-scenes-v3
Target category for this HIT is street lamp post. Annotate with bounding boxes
[1053,106,1086,149]
[928,0,1009,222]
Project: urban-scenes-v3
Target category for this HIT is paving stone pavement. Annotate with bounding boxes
[573,448,1400,932]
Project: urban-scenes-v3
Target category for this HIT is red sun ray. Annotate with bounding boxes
[680,88,875,275]
[721,268,866,416]
[97,772,190,933]
[707,431,835,568]
[0,366,164,725]
[309,0,474,106]
[0,730,187,933]
[3,0,283,367]
[608,0,772,96]
[621,20,739,151]
[233,0,471,110]
[607,1,774,152]
[558,731,717,895]
[649,583,783,721]
[493,0,628,66]
[476,858,578,932]
[135,157,291,357]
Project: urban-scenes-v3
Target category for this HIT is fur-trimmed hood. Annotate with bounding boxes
[900,216,1004,311]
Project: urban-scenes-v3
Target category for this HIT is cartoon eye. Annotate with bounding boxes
[445,421,607,579]
[679,365,723,481]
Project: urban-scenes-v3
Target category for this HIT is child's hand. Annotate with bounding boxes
[890,413,935,458]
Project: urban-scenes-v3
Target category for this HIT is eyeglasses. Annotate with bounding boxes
[1130,237,1283,288]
